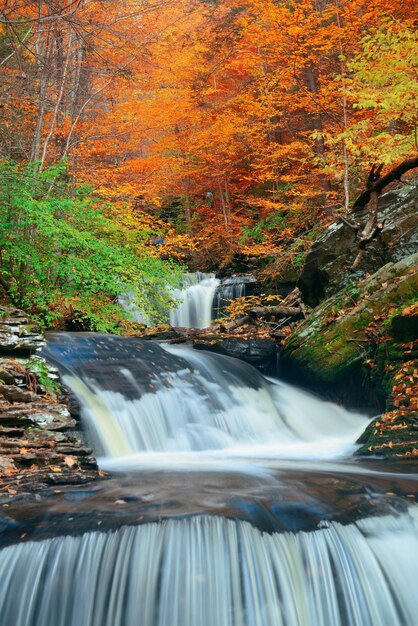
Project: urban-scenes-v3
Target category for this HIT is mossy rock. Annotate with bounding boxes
[284,253,418,386]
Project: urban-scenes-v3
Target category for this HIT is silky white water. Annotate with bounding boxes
[119,273,221,328]
[120,273,252,329]
[169,273,220,328]
[3,332,416,626]
[1,510,417,626]
[61,346,370,470]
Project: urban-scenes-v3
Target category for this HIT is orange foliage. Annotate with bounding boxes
[1,0,416,263]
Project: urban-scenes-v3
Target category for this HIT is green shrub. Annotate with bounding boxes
[0,161,182,331]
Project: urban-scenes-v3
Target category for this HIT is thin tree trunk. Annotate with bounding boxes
[40,25,73,169]
[217,175,229,226]
[31,0,50,163]
[334,1,350,212]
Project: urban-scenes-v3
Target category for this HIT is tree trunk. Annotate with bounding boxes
[304,63,332,211]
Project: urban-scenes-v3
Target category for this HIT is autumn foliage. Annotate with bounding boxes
[0,0,417,304]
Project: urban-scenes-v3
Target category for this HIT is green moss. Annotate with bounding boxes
[285,255,417,385]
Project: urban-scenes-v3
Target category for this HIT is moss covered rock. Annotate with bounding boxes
[283,254,418,455]
[284,253,417,383]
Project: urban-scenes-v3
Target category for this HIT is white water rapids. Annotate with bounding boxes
[0,333,417,626]
[62,346,370,470]
[169,273,220,328]
[121,272,253,329]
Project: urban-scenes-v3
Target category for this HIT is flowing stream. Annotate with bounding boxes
[0,332,417,625]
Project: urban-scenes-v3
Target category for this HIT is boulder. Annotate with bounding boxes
[282,253,417,404]
[299,185,418,307]
[283,253,418,455]
[193,337,277,373]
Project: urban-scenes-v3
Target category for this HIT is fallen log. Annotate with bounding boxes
[224,315,251,332]
[347,159,418,270]
[352,157,418,212]
[247,305,302,318]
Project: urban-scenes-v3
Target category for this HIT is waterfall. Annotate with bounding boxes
[212,274,256,320]
[44,335,370,469]
[2,332,416,626]
[1,510,418,626]
[169,273,220,329]
[120,273,254,329]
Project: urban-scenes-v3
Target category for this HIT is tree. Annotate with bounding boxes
[338,19,418,165]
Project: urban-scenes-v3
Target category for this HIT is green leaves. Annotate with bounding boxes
[339,19,418,164]
[0,161,181,331]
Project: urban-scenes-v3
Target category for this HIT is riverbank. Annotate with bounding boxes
[0,307,100,503]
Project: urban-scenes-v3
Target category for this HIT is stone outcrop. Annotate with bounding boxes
[298,184,418,307]
[0,355,99,500]
[193,336,278,373]
[0,306,45,354]
[283,253,418,457]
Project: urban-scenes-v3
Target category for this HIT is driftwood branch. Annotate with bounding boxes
[223,287,306,332]
[338,215,360,232]
[282,287,302,306]
[352,157,418,212]
[224,315,251,332]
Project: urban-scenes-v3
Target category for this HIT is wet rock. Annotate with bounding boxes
[0,306,45,354]
[193,337,277,372]
[0,385,38,403]
[391,309,418,341]
[299,185,418,307]
[283,253,418,455]
[0,330,100,499]
[212,275,257,318]
[0,456,16,470]
[44,332,194,399]
[0,402,75,430]
[284,253,417,388]
[28,402,76,430]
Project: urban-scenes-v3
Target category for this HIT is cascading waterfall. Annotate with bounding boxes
[118,273,221,328]
[169,272,220,328]
[120,273,253,329]
[1,332,417,626]
[44,336,370,468]
[1,511,418,626]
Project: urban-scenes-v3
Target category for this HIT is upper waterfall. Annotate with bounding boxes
[120,273,255,329]
[169,272,220,329]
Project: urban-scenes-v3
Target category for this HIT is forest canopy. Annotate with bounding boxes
[0,0,416,327]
